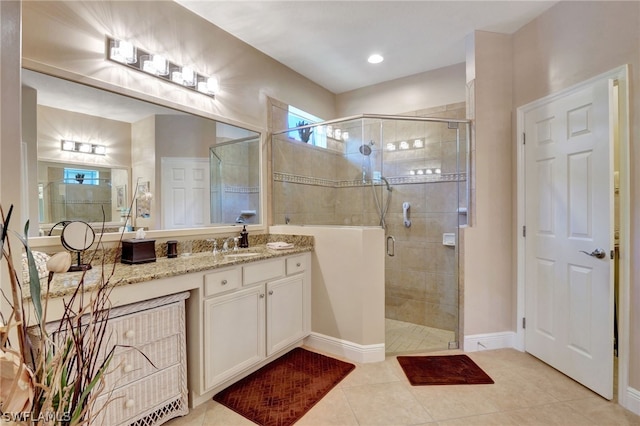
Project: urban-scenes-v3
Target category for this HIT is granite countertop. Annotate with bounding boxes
[24,243,313,300]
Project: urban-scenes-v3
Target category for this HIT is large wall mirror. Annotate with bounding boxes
[22,69,262,238]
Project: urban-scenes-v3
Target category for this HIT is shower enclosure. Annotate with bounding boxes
[272,108,469,353]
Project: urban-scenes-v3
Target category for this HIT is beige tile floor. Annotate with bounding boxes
[166,345,639,426]
[385,318,456,355]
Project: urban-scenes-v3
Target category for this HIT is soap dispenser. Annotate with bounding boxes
[239,225,249,248]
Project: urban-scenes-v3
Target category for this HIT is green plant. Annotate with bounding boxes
[296,121,313,143]
[0,205,121,425]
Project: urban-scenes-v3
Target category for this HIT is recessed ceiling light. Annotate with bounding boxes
[367,54,384,64]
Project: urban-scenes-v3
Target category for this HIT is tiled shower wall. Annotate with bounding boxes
[272,102,466,334]
[211,141,260,224]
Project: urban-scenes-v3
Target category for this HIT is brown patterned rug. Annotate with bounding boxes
[397,354,494,385]
[213,347,355,426]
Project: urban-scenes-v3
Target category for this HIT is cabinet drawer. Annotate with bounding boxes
[286,255,306,275]
[95,364,182,425]
[103,334,181,390]
[204,267,240,297]
[243,259,285,286]
[106,303,182,348]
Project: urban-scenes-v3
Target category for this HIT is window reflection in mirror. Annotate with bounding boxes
[22,69,261,237]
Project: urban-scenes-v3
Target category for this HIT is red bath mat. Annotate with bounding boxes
[213,347,355,426]
[397,354,494,385]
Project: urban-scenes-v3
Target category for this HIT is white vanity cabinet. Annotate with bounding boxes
[202,252,311,391]
[203,284,265,389]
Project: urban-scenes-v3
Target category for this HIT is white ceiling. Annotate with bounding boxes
[175,0,558,94]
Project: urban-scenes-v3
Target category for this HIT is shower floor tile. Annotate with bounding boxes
[385,318,455,355]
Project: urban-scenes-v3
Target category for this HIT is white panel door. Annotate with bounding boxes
[524,77,613,399]
[161,158,210,229]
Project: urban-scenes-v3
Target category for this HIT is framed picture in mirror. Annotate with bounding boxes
[116,185,127,209]
[136,182,151,218]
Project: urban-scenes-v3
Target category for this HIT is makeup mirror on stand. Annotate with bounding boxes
[60,221,95,271]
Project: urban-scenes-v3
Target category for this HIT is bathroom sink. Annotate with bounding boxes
[224,252,261,260]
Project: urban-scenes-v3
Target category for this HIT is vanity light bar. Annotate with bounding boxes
[386,139,425,151]
[409,168,441,176]
[106,37,220,98]
[61,139,107,156]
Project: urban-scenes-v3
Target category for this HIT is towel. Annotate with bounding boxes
[266,241,294,250]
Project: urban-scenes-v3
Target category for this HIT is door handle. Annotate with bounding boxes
[579,248,606,259]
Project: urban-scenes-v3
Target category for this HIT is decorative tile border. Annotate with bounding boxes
[211,185,260,194]
[273,172,466,188]
[223,185,260,194]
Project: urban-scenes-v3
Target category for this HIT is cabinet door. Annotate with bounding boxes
[266,275,305,356]
[203,285,265,390]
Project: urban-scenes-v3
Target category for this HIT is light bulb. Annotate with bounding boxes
[93,145,107,155]
[206,76,220,94]
[182,66,196,87]
[368,54,384,64]
[151,54,168,76]
[62,140,75,151]
[110,40,137,64]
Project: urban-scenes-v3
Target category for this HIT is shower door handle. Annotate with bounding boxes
[387,235,395,257]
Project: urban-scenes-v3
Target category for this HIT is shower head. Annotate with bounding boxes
[359,144,372,156]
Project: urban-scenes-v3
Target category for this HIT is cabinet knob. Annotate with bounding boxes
[125,330,135,339]
[123,364,134,373]
[221,279,228,285]
[125,399,135,409]
[260,294,265,298]
[268,290,274,295]
[296,262,301,267]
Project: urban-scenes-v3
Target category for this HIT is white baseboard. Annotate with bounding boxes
[463,331,517,352]
[304,332,385,363]
[625,386,640,416]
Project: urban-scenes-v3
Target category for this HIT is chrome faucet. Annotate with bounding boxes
[222,236,239,252]
[207,239,220,256]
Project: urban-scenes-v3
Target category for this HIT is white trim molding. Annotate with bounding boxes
[304,332,385,363]
[463,332,517,352]
[626,387,640,416]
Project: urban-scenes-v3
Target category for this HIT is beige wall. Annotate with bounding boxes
[511,0,640,395]
[36,106,132,168]
[0,0,23,323]
[22,85,39,234]
[271,225,385,352]
[20,1,336,131]
[336,62,466,116]
[131,116,156,230]
[463,31,514,336]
